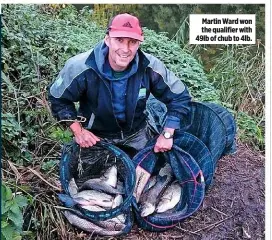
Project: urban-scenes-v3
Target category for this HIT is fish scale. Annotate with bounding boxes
[156,181,182,213]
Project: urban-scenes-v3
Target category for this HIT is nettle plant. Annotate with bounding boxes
[1,184,29,240]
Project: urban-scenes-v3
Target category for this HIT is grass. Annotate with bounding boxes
[208,44,265,117]
[172,17,265,149]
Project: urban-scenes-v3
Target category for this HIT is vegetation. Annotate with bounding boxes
[1,4,265,239]
[90,4,265,149]
[1,183,29,240]
[88,4,265,41]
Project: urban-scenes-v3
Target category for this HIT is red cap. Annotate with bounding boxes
[108,13,144,41]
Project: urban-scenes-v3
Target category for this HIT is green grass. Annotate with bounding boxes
[173,17,265,149]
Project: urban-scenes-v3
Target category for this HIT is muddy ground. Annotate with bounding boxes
[67,142,265,240]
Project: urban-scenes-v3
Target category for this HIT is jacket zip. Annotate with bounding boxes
[99,75,124,140]
[129,72,145,131]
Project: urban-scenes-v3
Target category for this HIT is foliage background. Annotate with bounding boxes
[1,4,265,240]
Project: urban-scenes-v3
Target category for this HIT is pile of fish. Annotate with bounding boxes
[60,165,127,236]
[134,163,186,217]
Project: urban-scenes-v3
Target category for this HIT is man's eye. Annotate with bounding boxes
[117,38,123,42]
[131,40,137,44]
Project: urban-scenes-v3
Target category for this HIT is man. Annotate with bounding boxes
[48,13,192,154]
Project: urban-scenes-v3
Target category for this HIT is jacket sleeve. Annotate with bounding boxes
[48,59,87,125]
[147,56,192,129]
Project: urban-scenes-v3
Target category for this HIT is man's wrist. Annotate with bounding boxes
[163,127,175,134]
[69,121,83,135]
[161,128,175,139]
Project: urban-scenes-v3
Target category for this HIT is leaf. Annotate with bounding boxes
[8,210,23,229]
[1,224,15,240]
[1,202,9,215]
[1,221,8,228]
[1,185,6,201]
[1,72,15,91]
[13,236,22,240]
[1,185,12,201]
[1,194,6,214]
[10,203,20,214]
[14,195,28,208]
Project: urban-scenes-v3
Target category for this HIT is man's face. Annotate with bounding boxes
[104,35,140,71]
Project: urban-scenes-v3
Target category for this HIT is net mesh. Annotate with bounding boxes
[132,145,205,231]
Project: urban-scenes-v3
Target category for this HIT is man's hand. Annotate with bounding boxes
[70,122,100,148]
[154,128,175,153]
[154,135,173,153]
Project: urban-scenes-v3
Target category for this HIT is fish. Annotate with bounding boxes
[81,205,106,212]
[114,213,126,224]
[80,202,125,225]
[100,165,118,188]
[139,175,168,217]
[68,178,78,197]
[112,195,123,209]
[58,194,107,208]
[133,167,151,203]
[155,203,188,216]
[63,210,123,236]
[95,218,125,231]
[73,190,113,208]
[77,207,125,231]
[111,195,126,224]
[79,178,124,194]
[142,176,157,193]
[155,181,182,213]
[159,162,173,180]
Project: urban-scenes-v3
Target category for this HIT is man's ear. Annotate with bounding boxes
[104,35,110,47]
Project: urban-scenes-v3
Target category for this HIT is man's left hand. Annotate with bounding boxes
[154,134,173,153]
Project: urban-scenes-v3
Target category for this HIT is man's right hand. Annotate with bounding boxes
[69,122,100,148]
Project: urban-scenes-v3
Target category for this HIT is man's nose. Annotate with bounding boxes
[121,42,130,52]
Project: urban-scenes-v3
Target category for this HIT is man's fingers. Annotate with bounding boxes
[80,142,94,148]
[90,132,100,141]
[154,144,171,153]
[75,136,96,148]
[74,129,101,148]
[154,144,162,153]
[82,132,98,145]
[83,131,100,144]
